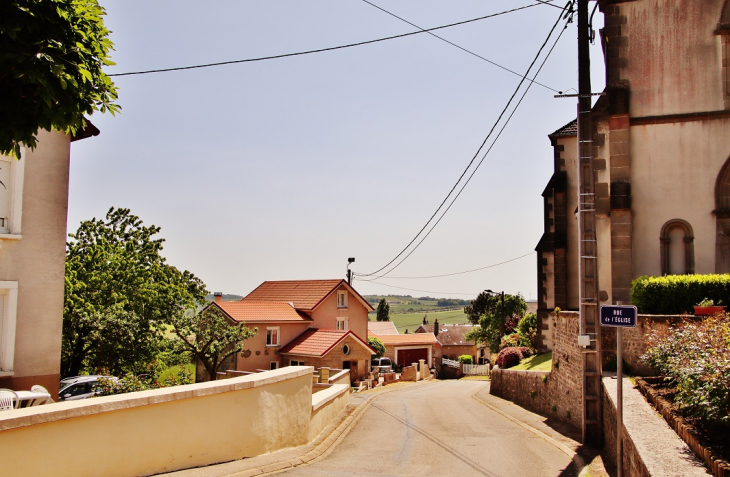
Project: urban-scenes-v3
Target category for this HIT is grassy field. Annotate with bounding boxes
[370,308,470,333]
[511,352,552,371]
[364,294,469,315]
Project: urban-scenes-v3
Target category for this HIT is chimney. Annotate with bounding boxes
[214,292,223,303]
[434,318,439,337]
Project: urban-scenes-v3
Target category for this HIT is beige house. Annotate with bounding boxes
[0,125,98,395]
[536,0,730,350]
[201,279,374,381]
[414,321,486,365]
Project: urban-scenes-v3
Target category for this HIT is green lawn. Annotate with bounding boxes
[370,309,469,333]
[511,352,552,371]
[157,363,195,383]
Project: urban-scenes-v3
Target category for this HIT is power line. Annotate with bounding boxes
[356,251,534,281]
[357,1,573,279]
[364,6,572,281]
[361,0,561,93]
[366,281,480,297]
[109,3,553,77]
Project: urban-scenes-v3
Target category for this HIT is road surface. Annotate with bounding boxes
[279,380,577,477]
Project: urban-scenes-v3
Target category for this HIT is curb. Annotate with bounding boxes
[471,390,588,476]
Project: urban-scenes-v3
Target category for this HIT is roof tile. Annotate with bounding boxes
[367,321,399,336]
[215,301,311,323]
[279,329,372,357]
[243,279,345,310]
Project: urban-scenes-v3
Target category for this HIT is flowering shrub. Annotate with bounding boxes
[641,314,730,427]
[499,332,532,350]
[496,347,522,369]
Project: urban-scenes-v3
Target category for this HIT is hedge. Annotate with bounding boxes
[631,274,730,314]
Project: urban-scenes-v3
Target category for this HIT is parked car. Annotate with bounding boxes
[58,375,115,401]
[371,357,393,373]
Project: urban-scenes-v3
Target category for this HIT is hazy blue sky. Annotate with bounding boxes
[69,1,605,300]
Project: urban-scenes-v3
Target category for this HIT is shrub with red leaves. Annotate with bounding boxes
[496,347,522,369]
[516,347,532,359]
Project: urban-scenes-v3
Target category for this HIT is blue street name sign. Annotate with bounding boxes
[600,305,637,328]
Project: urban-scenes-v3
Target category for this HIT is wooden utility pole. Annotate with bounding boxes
[577,0,603,446]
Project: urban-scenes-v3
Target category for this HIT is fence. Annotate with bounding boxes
[442,357,460,368]
[462,364,490,375]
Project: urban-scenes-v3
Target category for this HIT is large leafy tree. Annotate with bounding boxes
[0,0,120,157]
[465,293,528,352]
[63,207,207,377]
[464,291,492,325]
[169,306,257,382]
[376,298,390,321]
[367,337,386,359]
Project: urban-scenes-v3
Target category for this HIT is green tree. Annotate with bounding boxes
[63,207,207,377]
[368,337,386,359]
[1,0,120,158]
[169,306,257,382]
[464,291,492,325]
[465,293,528,352]
[376,298,390,321]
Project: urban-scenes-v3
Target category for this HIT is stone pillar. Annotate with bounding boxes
[419,359,426,379]
[412,363,420,381]
[319,367,330,384]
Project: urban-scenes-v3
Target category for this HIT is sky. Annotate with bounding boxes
[68,0,606,300]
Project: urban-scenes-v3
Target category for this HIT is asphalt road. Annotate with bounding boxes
[279,380,577,477]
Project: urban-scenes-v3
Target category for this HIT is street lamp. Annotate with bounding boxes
[346,257,355,285]
[485,289,506,338]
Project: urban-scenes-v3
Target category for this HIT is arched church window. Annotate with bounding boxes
[660,220,694,275]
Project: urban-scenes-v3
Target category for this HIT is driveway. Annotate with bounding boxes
[279,380,577,477]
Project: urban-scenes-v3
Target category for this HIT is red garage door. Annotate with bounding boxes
[397,348,428,368]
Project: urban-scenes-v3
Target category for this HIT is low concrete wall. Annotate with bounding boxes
[0,366,347,477]
[309,384,349,440]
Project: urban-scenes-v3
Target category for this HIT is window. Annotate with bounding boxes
[0,281,19,374]
[336,317,348,331]
[0,156,24,236]
[290,360,304,366]
[269,361,278,370]
[266,327,280,346]
[660,220,694,275]
[343,344,351,355]
[337,290,347,308]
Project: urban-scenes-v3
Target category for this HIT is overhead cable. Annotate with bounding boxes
[110,3,554,77]
[361,0,561,93]
[356,1,573,279]
[356,251,534,281]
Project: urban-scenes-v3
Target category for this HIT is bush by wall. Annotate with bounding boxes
[630,274,730,314]
[457,355,473,364]
[496,347,532,369]
[641,314,730,427]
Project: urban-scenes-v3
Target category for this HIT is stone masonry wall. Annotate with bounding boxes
[491,310,582,428]
[600,313,696,376]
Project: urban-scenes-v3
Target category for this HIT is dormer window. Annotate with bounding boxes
[337,290,347,308]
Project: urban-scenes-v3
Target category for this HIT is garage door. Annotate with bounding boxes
[397,348,428,368]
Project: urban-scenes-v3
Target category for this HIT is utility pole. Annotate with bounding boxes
[577,0,603,446]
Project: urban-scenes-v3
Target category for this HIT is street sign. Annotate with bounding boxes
[600,305,637,328]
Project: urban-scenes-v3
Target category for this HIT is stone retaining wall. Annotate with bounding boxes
[490,310,582,428]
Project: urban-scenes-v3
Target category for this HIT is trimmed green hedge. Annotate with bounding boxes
[630,274,730,314]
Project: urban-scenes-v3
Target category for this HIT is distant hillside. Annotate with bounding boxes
[204,293,244,302]
[364,294,470,315]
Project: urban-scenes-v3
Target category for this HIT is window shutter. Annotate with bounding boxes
[0,293,4,361]
[0,159,11,233]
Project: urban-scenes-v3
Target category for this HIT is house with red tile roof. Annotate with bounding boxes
[202,279,374,381]
[375,332,440,369]
[414,320,488,366]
